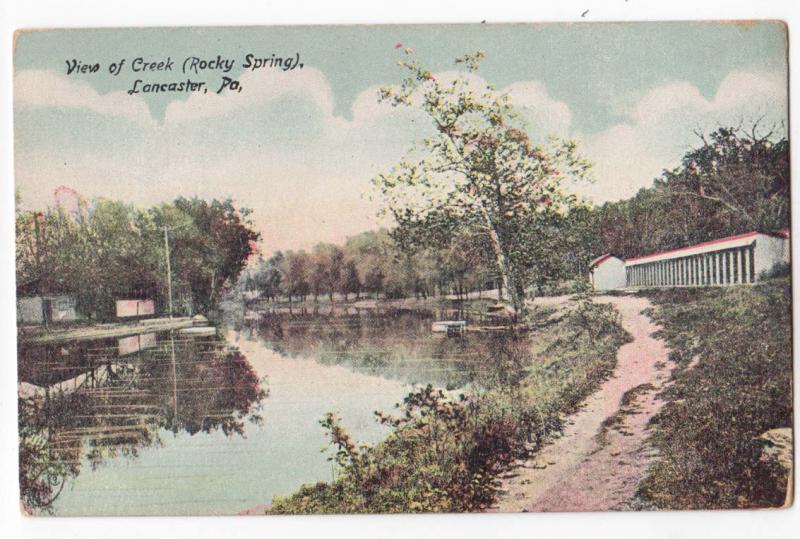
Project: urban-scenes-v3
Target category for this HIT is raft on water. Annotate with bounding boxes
[431,320,466,335]
[179,326,217,336]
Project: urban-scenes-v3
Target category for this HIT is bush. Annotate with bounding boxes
[270,299,630,514]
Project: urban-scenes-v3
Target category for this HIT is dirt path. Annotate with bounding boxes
[492,295,671,513]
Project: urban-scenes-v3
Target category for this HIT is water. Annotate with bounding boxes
[17,307,530,516]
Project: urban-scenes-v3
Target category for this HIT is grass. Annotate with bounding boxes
[268,298,631,514]
[632,276,793,510]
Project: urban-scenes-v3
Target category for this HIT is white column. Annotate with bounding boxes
[695,256,700,285]
[700,255,706,285]
[724,252,731,284]
[741,248,749,284]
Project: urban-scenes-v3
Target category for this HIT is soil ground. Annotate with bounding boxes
[492,295,672,512]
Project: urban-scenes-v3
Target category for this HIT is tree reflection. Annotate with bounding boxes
[250,309,532,390]
[17,332,267,514]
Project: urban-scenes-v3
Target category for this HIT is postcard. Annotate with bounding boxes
[13,22,792,516]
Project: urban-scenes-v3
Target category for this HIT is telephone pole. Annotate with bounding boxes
[163,226,174,318]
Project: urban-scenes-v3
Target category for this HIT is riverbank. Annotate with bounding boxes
[252,294,631,514]
[19,316,194,344]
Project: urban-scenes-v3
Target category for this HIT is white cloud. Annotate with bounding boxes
[17,64,785,251]
[581,69,787,204]
[14,69,155,125]
[163,67,341,127]
[504,81,573,136]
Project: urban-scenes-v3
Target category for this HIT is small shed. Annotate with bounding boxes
[17,295,81,325]
[589,254,626,291]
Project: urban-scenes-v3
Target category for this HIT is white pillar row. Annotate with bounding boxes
[717,252,724,285]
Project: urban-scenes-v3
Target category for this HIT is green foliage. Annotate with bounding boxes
[16,196,259,319]
[373,49,591,314]
[634,278,792,509]
[270,300,631,514]
[596,126,789,259]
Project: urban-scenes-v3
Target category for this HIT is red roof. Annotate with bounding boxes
[626,230,790,263]
[589,254,615,268]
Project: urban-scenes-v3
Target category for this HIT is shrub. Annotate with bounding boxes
[270,299,630,513]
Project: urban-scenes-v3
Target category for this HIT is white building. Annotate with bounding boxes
[589,254,627,291]
[590,230,790,290]
[17,295,81,325]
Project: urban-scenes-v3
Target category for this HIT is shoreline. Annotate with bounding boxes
[19,316,195,344]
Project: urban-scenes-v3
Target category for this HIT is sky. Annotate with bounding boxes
[13,22,788,254]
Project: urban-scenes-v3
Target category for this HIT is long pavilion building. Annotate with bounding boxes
[589,230,790,290]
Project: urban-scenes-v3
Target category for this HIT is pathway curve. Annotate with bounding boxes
[492,295,672,512]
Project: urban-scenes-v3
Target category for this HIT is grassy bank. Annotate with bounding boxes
[268,298,631,514]
[633,276,792,510]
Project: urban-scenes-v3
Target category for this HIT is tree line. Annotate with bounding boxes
[594,125,789,260]
[241,121,788,306]
[242,48,788,308]
[16,195,259,320]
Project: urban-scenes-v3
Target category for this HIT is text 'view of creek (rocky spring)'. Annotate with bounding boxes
[18,305,531,516]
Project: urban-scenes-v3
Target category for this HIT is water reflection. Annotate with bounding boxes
[17,331,266,514]
[235,306,532,391]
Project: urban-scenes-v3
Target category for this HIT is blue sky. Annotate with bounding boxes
[14,22,788,252]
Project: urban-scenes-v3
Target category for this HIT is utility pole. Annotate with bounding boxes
[163,226,174,319]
